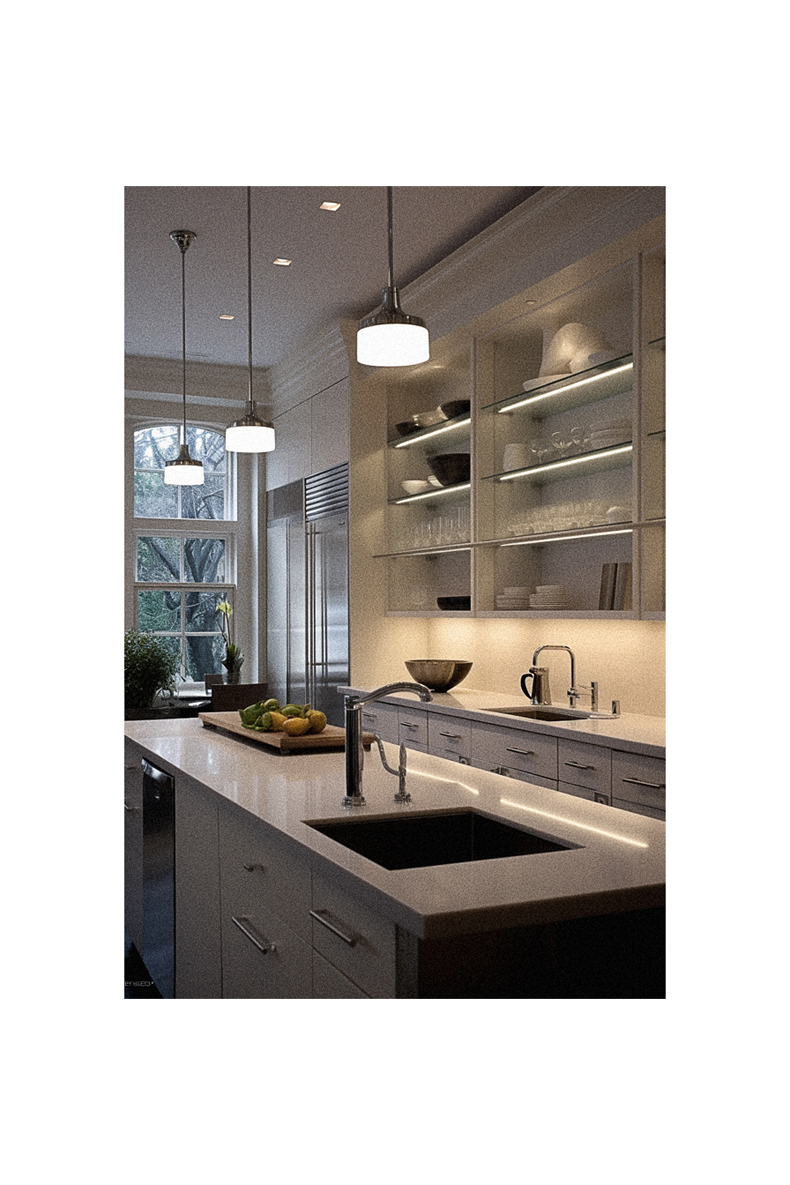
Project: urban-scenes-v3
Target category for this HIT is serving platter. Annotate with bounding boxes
[199,710,375,754]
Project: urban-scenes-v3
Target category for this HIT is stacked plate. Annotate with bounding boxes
[587,418,632,451]
[529,584,573,609]
[495,585,530,610]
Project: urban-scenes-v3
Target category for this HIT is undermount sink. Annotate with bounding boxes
[484,705,592,721]
[307,810,576,871]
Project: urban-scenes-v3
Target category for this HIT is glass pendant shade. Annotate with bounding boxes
[225,414,275,452]
[164,442,204,484]
[357,287,430,366]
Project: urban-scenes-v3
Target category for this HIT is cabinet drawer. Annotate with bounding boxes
[611,751,666,814]
[219,804,312,942]
[398,706,429,751]
[472,760,558,792]
[223,909,312,999]
[558,782,611,805]
[312,951,370,999]
[558,739,611,793]
[470,721,558,781]
[311,870,397,998]
[360,703,399,743]
[428,716,471,761]
[612,798,665,821]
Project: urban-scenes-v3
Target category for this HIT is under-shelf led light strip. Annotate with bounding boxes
[394,482,471,504]
[497,362,633,415]
[499,528,632,548]
[393,416,472,448]
[498,444,632,482]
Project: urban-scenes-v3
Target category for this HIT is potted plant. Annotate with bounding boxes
[216,599,244,684]
[124,630,179,712]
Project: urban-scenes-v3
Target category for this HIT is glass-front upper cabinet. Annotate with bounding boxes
[474,264,637,615]
[382,341,473,613]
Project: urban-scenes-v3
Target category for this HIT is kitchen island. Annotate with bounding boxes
[125,714,665,998]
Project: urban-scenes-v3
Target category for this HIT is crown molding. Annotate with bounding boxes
[124,353,271,405]
[400,185,665,339]
[265,320,352,415]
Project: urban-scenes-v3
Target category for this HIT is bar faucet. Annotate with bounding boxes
[343,682,432,805]
[532,645,581,707]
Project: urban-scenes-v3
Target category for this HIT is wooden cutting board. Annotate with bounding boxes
[198,710,375,754]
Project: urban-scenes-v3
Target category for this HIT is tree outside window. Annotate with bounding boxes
[133,425,235,682]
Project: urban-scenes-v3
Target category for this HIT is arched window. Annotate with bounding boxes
[131,424,236,684]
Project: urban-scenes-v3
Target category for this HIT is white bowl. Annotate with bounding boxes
[401,480,432,495]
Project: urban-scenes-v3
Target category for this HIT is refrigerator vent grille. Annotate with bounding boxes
[305,463,349,521]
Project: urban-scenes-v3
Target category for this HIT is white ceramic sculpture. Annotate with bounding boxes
[540,322,615,376]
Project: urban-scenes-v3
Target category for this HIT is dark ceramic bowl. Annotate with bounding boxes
[438,399,471,420]
[426,453,470,486]
[404,659,473,692]
[394,421,420,437]
[436,596,471,611]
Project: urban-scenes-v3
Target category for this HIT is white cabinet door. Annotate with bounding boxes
[470,721,558,782]
[611,751,666,819]
[428,716,472,762]
[360,702,400,743]
[311,869,397,998]
[218,802,314,998]
[175,777,222,999]
[558,739,611,797]
[398,706,429,752]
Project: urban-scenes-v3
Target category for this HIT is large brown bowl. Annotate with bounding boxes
[404,659,473,693]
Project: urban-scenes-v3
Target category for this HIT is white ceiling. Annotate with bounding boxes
[125,186,542,372]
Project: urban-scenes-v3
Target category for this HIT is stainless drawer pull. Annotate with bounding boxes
[124,801,139,812]
[621,777,665,790]
[564,760,596,771]
[242,862,265,873]
[505,746,536,757]
[310,909,357,946]
[231,915,276,954]
[439,732,463,739]
[400,722,419,731]
[362,712,377,721]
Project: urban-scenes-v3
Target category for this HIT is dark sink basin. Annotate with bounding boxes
[485,706,591,721]
[306,810,576,871]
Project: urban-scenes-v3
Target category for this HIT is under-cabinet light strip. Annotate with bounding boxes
[499,528,632,548]
[400,547,472,556]
[393,417,472,447]
[498,444,632,481]
[499,799,649,848]
[394,482,471,504]
[497,362,633,415]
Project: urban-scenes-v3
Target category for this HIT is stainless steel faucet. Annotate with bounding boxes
[532,645,580,707]
[343,682,432,805]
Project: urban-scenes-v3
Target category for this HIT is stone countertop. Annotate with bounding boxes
[339,685,666,758]
[124,717,665,941]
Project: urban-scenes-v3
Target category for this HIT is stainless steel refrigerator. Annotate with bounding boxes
[266,464,349,726]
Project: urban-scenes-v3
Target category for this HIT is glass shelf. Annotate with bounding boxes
[387,412,472,449]
[483,441,633,485]
[483,353,633,418]
[389,480,471,505]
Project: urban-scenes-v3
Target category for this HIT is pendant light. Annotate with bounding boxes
[164,229,204,485]
[357,186,430,367]
[225,187,276,453]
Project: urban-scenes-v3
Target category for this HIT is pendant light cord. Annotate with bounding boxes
[387,185,394,290]
[247,186,254,411]
[180,240,187,444]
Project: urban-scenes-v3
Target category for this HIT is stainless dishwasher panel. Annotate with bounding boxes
[141,759,175,998]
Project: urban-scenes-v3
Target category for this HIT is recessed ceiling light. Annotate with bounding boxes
[320,201,341,211]
[219,313,234,320]
[273,258,292,266]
